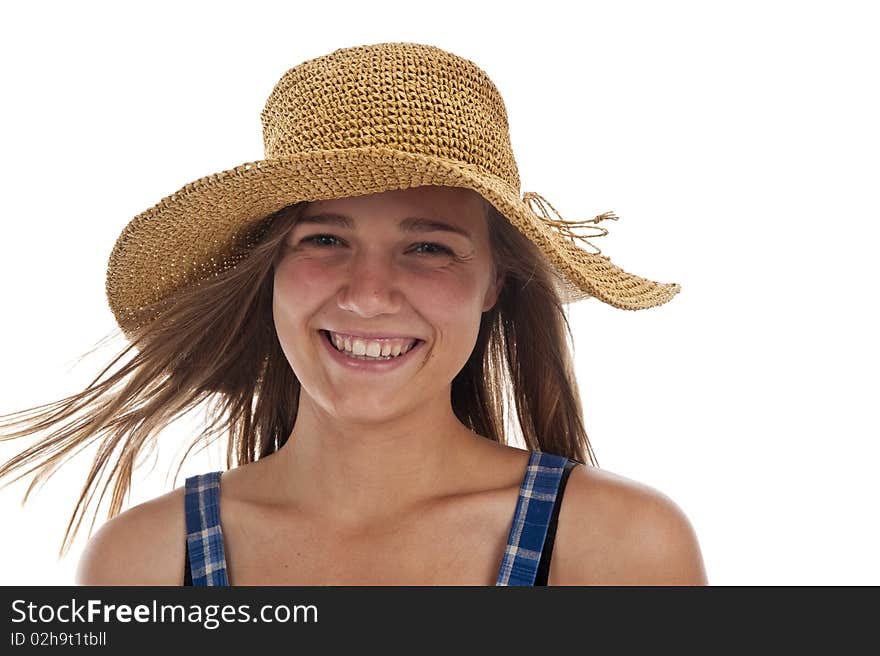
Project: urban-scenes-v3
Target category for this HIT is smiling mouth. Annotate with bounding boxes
[319,330,424,360]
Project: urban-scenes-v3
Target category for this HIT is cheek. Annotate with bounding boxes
[413,266,490,312]
[272,261,331,358]
[409,273,487,348]
[272,263,332,381]
[274,258,335,311]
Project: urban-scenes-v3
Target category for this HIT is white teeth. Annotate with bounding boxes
[326,331,418,360]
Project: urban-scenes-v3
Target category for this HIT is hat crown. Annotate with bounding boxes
[260,42,521,192]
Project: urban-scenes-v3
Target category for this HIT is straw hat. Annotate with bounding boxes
[105,42,680,339]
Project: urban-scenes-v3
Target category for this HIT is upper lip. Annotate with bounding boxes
[322,329,424,342]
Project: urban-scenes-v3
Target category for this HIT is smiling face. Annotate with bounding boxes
[272,185,502,423]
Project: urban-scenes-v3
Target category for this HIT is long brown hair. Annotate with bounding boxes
[0,189,597,557]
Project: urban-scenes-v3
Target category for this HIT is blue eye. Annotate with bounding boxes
[299,235,453,256]
[412,242,454,255]
[301,234,342,247]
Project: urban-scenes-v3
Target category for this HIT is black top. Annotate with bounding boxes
[184,458,577,586]
[183,536,192,586]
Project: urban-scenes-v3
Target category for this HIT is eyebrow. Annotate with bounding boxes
[296,213,473,241]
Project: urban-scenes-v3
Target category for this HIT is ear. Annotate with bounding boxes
[482,269,504,312]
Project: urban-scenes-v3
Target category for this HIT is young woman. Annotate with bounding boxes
[0,42,706,586]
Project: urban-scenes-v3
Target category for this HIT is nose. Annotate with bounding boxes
[336,249,402,317]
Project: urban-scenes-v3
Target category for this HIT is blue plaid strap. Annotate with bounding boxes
[495,450,570,586]
[184,471,230,586]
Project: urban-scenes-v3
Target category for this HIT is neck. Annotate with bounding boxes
[266,388,485,531]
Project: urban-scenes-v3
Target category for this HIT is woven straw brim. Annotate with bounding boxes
[106,146,681,338]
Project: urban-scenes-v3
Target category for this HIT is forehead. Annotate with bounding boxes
[303,186,486,225]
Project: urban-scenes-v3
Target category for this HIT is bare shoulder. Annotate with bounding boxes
[550,463,708,585]
[75,485,186,586]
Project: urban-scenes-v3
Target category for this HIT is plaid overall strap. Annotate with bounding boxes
[184,471,230,586]
[495,451,569,586]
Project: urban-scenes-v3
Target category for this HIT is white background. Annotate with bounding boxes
[1,0,877,585]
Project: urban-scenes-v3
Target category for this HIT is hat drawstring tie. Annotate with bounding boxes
[522,191,618,256]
